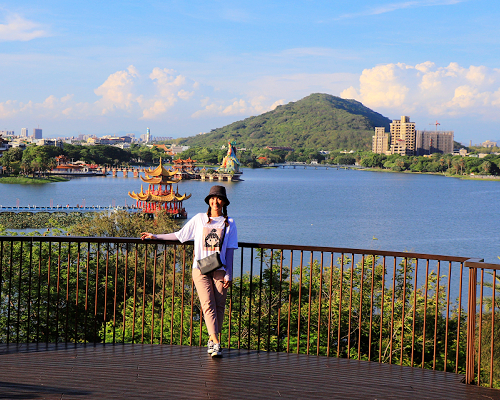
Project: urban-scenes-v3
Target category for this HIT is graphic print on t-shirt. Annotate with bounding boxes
[203,227,223,251]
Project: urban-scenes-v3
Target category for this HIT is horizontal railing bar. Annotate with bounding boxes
[465,260,500,270]
[0,236,474,263]
[238,242,472,262]
[0,236,190,246]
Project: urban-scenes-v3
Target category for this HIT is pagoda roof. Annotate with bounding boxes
[128,185,191,202]
[173,157,197,164]
[141,173,181,184]
[143,158,178,178]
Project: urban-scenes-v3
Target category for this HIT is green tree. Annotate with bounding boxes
[334,154,356,165]
[360,153,386,168]
[21,145,61,177]
[68,210,180,238]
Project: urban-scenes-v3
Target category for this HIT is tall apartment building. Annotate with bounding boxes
[33,128,43,139]
[21,128,28,137]
[416,130,454,155]
[146,127,151,143]
[372,127,390,154]
[389,116,416,156]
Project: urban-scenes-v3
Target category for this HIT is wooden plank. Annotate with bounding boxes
[0,344,499,400]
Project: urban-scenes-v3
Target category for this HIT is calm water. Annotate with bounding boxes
[1,168,499,263]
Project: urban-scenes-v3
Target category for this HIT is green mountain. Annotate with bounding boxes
[177,93,392,151]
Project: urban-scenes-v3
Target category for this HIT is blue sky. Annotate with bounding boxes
[1,0,499,144]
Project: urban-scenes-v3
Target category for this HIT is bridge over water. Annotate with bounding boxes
[0,205,140,214]
[269,162,363,169]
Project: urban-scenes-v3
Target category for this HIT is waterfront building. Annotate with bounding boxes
[128,159,191,218]
[50,156,106,176]
[172,157,198,180]
[33,128,42,139]
[372,127,390,154]
[389,116,415,156]
[416,130,453,156]
[415,130,454,155]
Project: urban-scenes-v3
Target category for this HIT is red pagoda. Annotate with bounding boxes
[128,159,191,218]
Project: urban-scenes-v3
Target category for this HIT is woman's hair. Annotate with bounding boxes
[206,204,229,226]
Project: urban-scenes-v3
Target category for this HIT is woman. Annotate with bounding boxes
[141,185,238,357]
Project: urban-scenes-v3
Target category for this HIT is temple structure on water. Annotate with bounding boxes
[200,140,243,182]
[128,159,191,218]
[172,157,199,180]
[219,140,242,179]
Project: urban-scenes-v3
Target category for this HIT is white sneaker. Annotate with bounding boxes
[211,343,222,357]
[207,340,215,354]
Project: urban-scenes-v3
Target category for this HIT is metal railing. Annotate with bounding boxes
[0,236,499,388]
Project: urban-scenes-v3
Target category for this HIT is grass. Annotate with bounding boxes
[0,175,69,184]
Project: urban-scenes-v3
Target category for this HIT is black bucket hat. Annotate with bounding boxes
[205,185,230,205]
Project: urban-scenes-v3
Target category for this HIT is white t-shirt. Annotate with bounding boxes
[174,213,238,278]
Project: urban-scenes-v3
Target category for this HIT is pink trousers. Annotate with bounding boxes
[192,268,228,336]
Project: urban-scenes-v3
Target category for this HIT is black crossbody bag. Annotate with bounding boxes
[197,224,226,275]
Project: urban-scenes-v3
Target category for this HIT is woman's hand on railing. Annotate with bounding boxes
[140,232,156,240]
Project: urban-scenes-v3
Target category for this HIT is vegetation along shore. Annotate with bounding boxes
[1,94,499,181]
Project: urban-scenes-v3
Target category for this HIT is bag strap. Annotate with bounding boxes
[219,222,227,249]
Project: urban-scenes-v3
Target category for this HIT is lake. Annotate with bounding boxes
[1,168,499,263]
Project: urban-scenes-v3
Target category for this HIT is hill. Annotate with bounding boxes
[177,93,392,151]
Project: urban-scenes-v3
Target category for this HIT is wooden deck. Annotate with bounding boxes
[1,344,499,399]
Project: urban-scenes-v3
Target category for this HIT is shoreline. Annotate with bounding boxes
[359,167,500,181]
[0,175,69,184]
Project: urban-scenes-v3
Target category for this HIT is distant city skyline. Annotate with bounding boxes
[1,1,500,144]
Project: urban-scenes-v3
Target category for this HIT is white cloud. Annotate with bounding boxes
[137,68,197,119]
[139,99,175,120]
[0,94,77,120]
[150,68,187,97]
[340,62,500,119]
[191,95,283,119]
[91,66,199,119]
[177,89,194,101]
[0,14,50,42]
[94,66,140,115]
[0,100,21,118]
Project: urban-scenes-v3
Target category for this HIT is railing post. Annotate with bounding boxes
[466,266,476,384]
[465,258,483,385]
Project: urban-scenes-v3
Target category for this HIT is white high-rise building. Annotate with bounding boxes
[21,128,28,137]
[390,116,415,156]
[372,127,389,154]
[146,128,151,143]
